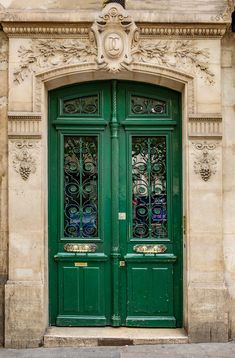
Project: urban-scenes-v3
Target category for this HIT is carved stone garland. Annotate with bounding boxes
[13,3,215,84]
[12,140,38,180]
[193,142,218,181]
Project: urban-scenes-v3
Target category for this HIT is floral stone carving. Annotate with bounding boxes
[13,5,215,84]
[193,142,218,181]
[91,3,139,72]
[12,140,38,180]
[14,39,96,84]
[133,40,215,84]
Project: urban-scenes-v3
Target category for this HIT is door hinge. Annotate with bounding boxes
[119,260,125,267]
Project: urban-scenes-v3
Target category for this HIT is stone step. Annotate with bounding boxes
[44,327,188,347]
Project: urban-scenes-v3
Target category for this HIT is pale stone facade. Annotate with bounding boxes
[0,0,234,348]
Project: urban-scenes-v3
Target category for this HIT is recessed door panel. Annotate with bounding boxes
[127,264,174,317]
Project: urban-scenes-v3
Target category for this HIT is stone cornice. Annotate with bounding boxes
[0,7,231,24]
[2,21,228,39]
[138,23,227,38]
[8,112,42,138]
[8,112,41,120]
[188,114,222,138]
[2,22,91,38]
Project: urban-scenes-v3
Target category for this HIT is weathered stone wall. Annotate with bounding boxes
[222,31,235,340]
[0,30,8,346]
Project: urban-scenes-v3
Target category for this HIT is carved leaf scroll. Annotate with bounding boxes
[133,40,215,84]
[14,39,97,84]
[13,5,215,85]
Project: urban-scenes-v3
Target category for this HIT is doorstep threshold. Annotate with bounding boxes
[44,327,188,347]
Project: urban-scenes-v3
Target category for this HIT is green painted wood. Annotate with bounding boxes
[110,80,121,326]
[49,80,182,328]
[127,264,174,317]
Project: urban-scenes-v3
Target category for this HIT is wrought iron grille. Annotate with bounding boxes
[64,136,98,238]
[63,95,98,115]
[132,136,168,239]
[131,96,167,115]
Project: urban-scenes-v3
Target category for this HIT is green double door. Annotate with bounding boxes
[49,80,182,327]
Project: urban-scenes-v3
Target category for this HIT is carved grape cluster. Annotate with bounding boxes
[19,165,31,181]
[12,141,37,181]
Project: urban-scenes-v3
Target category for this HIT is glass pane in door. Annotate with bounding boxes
[64,136,98,238]
[132,136,167,239]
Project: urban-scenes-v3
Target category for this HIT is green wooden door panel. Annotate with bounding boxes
[57,261,107,326]
[49,80,182,328]
[126,263,174,320]
[62,267,79,312]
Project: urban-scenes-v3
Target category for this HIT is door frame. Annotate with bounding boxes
[48,81,183,326]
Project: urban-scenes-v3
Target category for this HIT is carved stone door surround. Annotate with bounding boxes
[3,2,228,348]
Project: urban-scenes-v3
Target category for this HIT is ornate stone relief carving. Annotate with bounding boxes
[188,114,222,137]
[0,35,8,70]
[12,140,38,180]
[134,40,215,84]
[90,3,139,72]
[13,39,96,84]
[13,4,215,84]
[192,142,218,182]
[212,0,234,21]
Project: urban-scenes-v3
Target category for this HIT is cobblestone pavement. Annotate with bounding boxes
[0,343,235,358]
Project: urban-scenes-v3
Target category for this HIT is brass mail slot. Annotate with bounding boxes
[74,262,88,267]
[133,244,167,254]
[64,243,97,253]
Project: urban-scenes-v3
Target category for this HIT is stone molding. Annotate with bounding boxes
[2,22,227,39]
[8,112,42,139]
[2,22,90,38]
[188,114,222,138]
[32,62,194,112]
[138,23,227,38]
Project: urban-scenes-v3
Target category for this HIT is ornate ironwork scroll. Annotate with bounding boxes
[63,95,98,115]
[132,137,167,239]
[64,243,97,253]
[64,136,98,238]
[134,244,167,254]
[131,96,166,115]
